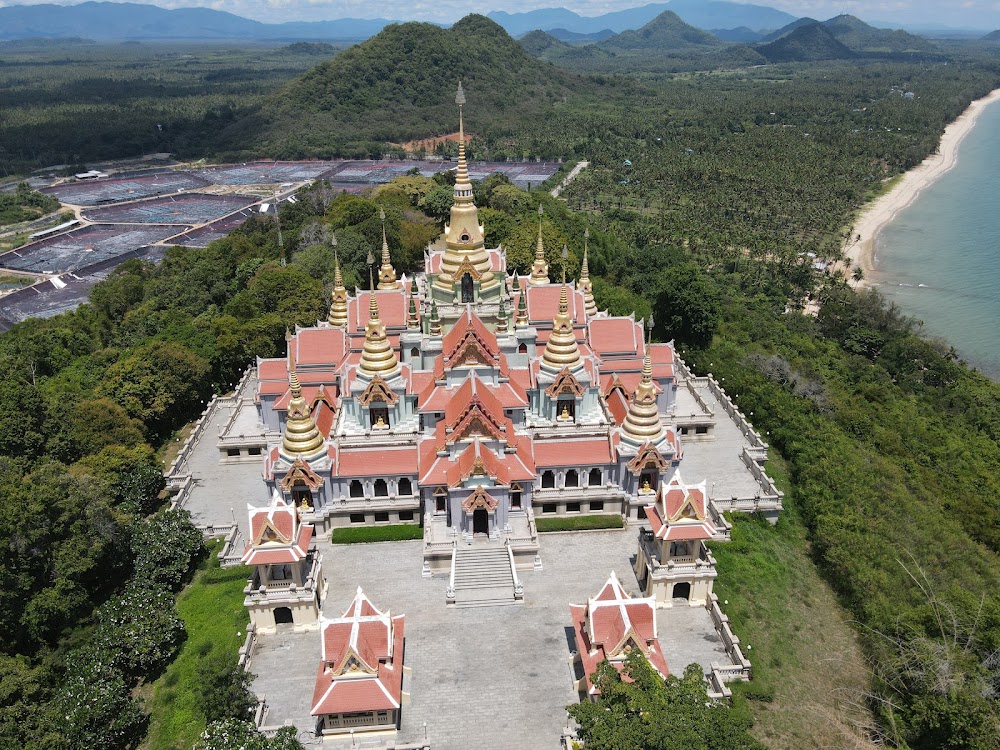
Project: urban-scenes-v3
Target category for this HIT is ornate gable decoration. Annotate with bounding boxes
[626,442,670,475]
[461,485,499,512]
[358,373,399,407]
[450,334,497,369]
[666,489,705,524]
[545,367,585,398]
[457,454,497,486]
[252,515,292,546]
[448,401,507,444]
[331,646,377,677]
[608,628,645,660]
[604,375,629,400]
[454,255,482,281]
[278,457,324,491]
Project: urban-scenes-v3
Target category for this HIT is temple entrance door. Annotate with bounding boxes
[461,273,474,303]
[472,508,489,536]
[672,582,691,602]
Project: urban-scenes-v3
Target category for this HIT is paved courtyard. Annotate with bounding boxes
[251,531,733,750]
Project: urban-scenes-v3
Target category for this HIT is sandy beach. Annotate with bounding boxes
[843,87,1000,287]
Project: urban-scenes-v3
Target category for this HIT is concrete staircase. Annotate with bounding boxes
[450,546,519,608]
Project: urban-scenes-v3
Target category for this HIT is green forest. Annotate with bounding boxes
[2,12,1000,750]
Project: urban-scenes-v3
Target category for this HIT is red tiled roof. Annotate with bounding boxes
[588,318,642,357]
[526,284,586,326]
[420,438,535,486]
[294,328,349,366]
[336,446,418,477]
[644,505,715,541]
[533,437,612,468]
[351,290,408,332]
[258,358,288,381]
[241,524,313,565]
[606,388,629,427]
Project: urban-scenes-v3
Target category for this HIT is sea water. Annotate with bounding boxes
[875,98,1000,378]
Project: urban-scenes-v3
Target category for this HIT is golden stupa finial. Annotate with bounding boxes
[515,276,529,328]
[579,228,597,318]
[281,351,324,458]
[328,234,348,327]
[377,208,401,290]
[454,81,470,195]
[542,268,581,372]
[621,316,663,443]
[529,204,549,286]
[358,255,399,377]
[496,290,509,333]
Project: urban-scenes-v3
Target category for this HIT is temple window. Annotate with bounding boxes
[370,402,390,429]
[565,469,579,488]
[375,511,389,523]
[557,397,576,421]
[696,425,709,435]
[399,510,415,521]
[567,501,581,513]
[349,513,366,524]
[374,478,388,497]
[270,564,291,580]
[640,470,658,492]
[349,480,364,498]
[434,488,447,513]
[542,503,557,514]
[518,343,528,354]
[291,482,312,506]
[670,541,691,557]
[588,468,602,486]
[399,478,413,495]
[590,500,605,511]
[541,470,555,489]
[510,483,522,510]
[410,347,419,358]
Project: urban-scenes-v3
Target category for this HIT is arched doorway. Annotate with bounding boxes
[472,508,489,536]
[461,273,474,303]
[274,606,293,624]
[672,582,691,601]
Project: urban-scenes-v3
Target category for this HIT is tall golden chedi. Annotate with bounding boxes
[620,345,666,446]
[328,238,348,327]
[359,270,401,379]
[281,356,326,459]
[541,255,583,374]
[429,82,500,305]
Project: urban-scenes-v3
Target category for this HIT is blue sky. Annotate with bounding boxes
[4,0,999,28]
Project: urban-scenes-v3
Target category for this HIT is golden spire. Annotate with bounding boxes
[328,237,348,327]
[377,209,401,290]
[529,204,549,286]
[407,281,420,330]
[281,354,325,458]
[578,228,597,318]
[359,258,400,378]
[541,269,581,372]
[432,81,496,295]
[514,275,529,328]
[621,324,664,442]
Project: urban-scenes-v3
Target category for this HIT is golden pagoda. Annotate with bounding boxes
[282,356,325,457]
[620,348,664,442]
[359,273,401,378]
[541,273,581,372]
[377,209,401,290]
[328,243,348,328]
[528,205,549,286]
[406,282,420,330]
[432,81,497,295]
[578,229,597,318]
[514,275,529,328]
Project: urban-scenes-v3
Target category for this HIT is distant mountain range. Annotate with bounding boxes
[0,1,396,41]
[489,1,796,37]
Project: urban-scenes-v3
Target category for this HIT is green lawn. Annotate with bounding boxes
[330,524,423,543]
[142,540,251,750]
[709,456,876,750]
[535,514,624,532]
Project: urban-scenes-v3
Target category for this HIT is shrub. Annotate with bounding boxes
[94,582,185,680]
[132,508,205,591]
[197,653,256,724]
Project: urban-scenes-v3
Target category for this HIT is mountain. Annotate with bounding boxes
[220,15,585,158]
[601,11,721,50]
[711,27,764,43]
[983,30,1000,41]
[0,1,395,40]
[489,1,796,37]
[822,14,937,53]
[759,17,819,43]
[757,22,855,62]
[518,29,571,56]
[547,28,616,44]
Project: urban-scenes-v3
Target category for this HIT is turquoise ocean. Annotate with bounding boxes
[874,98,1000,379]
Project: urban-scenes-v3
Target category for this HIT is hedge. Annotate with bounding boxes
[330,524,423,544]
[535,515,625,532]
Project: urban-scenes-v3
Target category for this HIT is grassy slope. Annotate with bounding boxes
[142,541,251,750]
[711,456,876,750]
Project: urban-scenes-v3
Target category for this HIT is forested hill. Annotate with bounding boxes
[215,15,594,160]
[600,11,722,50]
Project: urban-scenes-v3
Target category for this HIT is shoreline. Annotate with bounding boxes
[842,87,1000,288]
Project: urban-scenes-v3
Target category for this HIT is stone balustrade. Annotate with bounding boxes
[707,593,752,681]
[237,623,256,670]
